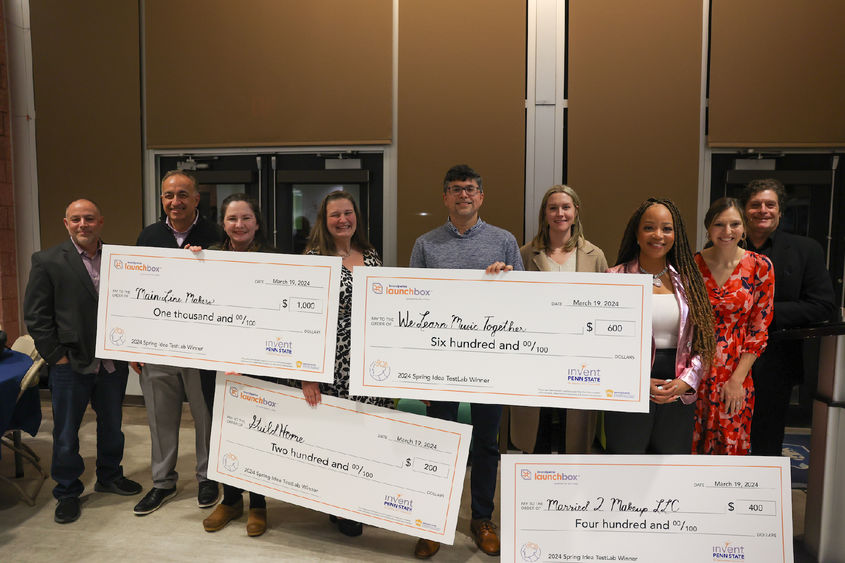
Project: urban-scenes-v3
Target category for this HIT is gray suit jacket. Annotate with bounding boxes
[24,239,121,373]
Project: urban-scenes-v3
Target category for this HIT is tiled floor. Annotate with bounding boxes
[0,402,818,562]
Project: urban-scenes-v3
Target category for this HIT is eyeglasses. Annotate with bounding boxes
[445,185,481,195]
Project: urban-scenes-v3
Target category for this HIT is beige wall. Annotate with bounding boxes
[31,0,142,248]
[568,0,703,262]
[396,0,526,265]
[145,0,392,148]
[25,1,844,263]
[709,0,845,147]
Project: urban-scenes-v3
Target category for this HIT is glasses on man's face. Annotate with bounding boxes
[446,185,480,195]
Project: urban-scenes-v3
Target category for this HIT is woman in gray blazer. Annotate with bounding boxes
[510,185,608,454]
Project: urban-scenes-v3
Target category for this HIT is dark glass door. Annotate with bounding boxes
[157,152,384,256]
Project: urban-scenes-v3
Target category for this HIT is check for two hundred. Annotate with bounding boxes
[208,374,471,543]
[96,244,340,381]
[501,455,793,563]
[351,267,652,412]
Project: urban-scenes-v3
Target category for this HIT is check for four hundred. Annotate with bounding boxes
[351,268,652,412]
[501,454,793,563]
[208,374,471,543]
[96,245,340,381]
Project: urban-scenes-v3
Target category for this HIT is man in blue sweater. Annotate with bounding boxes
[410,164,523,558]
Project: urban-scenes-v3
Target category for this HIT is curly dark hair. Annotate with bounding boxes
[739,178,787,209]
[616,198,715,367]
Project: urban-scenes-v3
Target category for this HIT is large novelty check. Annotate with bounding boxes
[501,454,793,563]
[351,267,652,412]
[96,244,340,381]
[208,374,471,543]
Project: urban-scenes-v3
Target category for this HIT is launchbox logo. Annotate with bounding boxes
[236,389,277,408]
[120,260,161,273]
[383,283,431,297]
[534,470,579,482]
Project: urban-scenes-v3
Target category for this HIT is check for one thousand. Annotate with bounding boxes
[351,268,652,412]
[95,245,340,382]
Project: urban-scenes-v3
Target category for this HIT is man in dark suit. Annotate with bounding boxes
[131,170,222,515]
[24,199,142,524]
[741,179,838,456]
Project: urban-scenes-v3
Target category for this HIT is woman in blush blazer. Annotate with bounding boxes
[510,185,608,454]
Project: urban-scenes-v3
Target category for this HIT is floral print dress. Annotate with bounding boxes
[307,248,393,408]
[692,251,774,455]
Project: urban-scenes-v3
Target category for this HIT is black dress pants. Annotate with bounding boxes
[604,349,695,454]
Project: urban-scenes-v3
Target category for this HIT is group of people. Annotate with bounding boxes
[22,164,837,560]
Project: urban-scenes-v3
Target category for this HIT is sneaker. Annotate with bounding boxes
[133,486,177,515]
[197,480,219,508]
[470,518,500,556]
[94,476,143,496]
[54,497,81,524]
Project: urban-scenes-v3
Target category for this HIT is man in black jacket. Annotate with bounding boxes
[132,170,222,515]
[24,199,142,523]
[741,179,837,456]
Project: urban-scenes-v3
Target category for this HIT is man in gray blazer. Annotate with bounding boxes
[24,199,142,524]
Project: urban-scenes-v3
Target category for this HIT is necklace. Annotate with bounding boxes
[638,263,669,287]
[336,249,351,258]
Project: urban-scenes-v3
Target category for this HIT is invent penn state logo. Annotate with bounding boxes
[371,282,383,294]
[113,259,124,270]
[229,385,239,398]
[369,359,390,381]
[109,327,126,346]
[520,469,533,480]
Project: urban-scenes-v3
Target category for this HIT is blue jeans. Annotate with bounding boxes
[49,362,128,499]
[427,401,502,520]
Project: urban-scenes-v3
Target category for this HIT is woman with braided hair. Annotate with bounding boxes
[605,198,715,454]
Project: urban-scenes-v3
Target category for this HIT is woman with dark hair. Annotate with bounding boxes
[201,193,275,537]
[693,197,773,455]
[605,198,715,454]
[510,185,607,454]
[300,190,393,537]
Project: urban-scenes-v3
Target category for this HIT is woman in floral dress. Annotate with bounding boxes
[693,197,774,455]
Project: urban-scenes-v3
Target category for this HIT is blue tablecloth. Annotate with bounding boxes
[0,349,42,453]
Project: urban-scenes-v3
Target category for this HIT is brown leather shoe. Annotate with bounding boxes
[470,518,500,556]
[246,507,267,537]
[414,538,440,559]
[202,499,243,532]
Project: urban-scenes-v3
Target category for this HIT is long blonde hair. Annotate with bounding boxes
[531,185,584,252]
